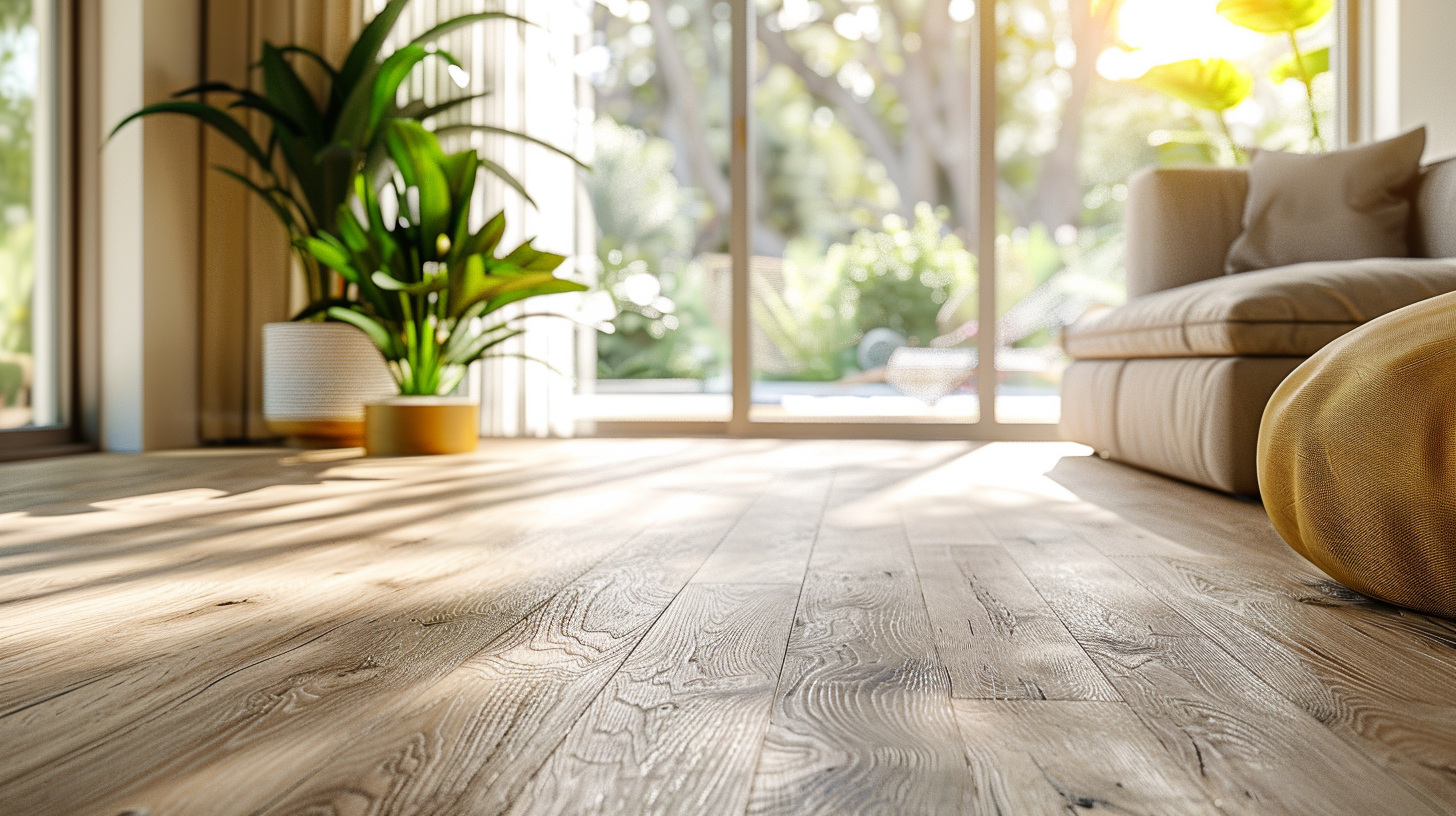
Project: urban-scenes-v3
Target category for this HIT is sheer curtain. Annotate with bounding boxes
[381,0,594,437]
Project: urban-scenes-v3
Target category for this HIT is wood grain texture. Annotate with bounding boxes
[746,465,971,816]
[998,528,1441,815]
[692,468,833,584]
[954,700,1219,814]
[3,440,1456,815]
[252,493,754,816]
[508,583,799,816]
[912,544,1118,701]
[3,490,663,816]
[1115,554,1456,812]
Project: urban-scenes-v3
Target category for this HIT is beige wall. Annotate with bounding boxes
[95,0,202,452]
[1368,0,1456,159]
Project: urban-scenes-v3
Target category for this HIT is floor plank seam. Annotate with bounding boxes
[1054,520,1446,814]
[497,485,774,812]
[737,462,838,816]
[220,502,673,816]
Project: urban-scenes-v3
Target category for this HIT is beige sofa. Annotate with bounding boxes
[1060,158,1456,494]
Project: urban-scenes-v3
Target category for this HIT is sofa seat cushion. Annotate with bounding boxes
[1064,257,1456,360]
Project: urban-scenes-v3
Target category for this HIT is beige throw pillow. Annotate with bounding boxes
[1225,127,1426,274]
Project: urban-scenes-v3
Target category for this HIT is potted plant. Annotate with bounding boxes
[109,0,584,447]
[299,122,587,456]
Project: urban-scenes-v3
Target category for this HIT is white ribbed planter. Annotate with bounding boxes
[263,322,396,447]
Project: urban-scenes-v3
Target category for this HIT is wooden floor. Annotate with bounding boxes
[2,440,1456,815]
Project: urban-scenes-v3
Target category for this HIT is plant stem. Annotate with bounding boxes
[1288,30,1326,152]
[1218,112,1246,165]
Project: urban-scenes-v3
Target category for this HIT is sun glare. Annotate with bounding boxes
[1098,0,1266,81]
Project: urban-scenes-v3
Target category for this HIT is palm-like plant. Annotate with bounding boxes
[109,0,584,310]
[1216,0,1333,150]
[1134,58,1253,160]
[299,122,587,397]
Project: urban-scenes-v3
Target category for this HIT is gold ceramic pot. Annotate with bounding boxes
[364,397,480,456]
[263,323,396,447]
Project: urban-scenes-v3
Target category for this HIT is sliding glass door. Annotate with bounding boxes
[577,0,734,423]
[748,1,981,423]
[0,0,62,437]
[577,0,1341,435]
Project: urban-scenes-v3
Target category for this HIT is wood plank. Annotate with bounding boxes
[0,482,650,788]
[507,582,799,816]
[1114,554,1456,811]
[248,492,755,816]
[954,700,1220,814]
[3,440,1456,816]
[691,467,833,584]
[912,544,1118,701]
[0,448,702,712]
[746,466,971,815]
[0,490,680,816]
[998,528,1440,815]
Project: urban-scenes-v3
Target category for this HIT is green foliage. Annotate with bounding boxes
[753,245,858,381]
[1270,45,1330,85]
[840,204,977,347]
[1135,0,1334,155]
[1216,0,1333,33]
[299,122,586,396]
[587,120,725,380]
[111,0,582,311]
[1135,59,1252,113]
[0,220,30,356]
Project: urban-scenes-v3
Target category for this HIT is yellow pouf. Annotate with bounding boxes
[1258,291,1456,616]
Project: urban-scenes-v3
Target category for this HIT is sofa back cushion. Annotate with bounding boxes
[1225,127,1426,274]
[1413,156,1456,259]
[1124,166,1248,298]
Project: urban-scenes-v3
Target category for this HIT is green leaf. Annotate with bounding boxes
[1215,0,1332,33]
[335,0,412,115]
[433,123,590,171]
[383,121,453,247]
[327,306,396,356]
[298,236,354,276]
[276,45,340,85]
[109,102,271,168]
[477,156,536,208]
[443,327,525,366]
[406,12,532,50]
[1270,46,1330,85]
[225,94,305,136]
[399,91,491,122]
[455,211,506,261]
[499,240,567,272]
[290,298,353,322]
[480,277,588,317]
[261,42,326,143]
[172,81,244,98]
[364,46,464,141]
[1134,59,1252,112]
[373,269,447,295]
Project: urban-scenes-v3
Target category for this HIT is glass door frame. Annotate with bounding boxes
[719,0,1049,441]
[586,0,1354,442]
[0,0,84,461]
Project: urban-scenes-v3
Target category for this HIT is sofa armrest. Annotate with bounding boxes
[1125,166,1249,298]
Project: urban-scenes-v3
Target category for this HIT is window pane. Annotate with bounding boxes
[749,1,981,423]
[0,0,59,430]
[995,0,1337,424]
[578,0,733,422]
